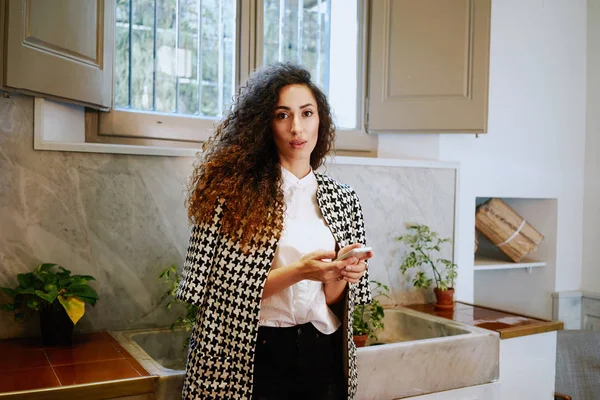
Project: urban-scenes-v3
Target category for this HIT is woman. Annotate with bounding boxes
[176,63,373,400]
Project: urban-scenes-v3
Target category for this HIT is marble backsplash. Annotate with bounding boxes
[321,163,456,306]
[0,94,456,339]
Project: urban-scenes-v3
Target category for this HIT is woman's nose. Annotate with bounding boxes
[290,115,303,134]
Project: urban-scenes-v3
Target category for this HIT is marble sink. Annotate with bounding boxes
[111,306,499,400]
[356,306,499,399]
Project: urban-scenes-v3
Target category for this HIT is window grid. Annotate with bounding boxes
[116,0,236,118]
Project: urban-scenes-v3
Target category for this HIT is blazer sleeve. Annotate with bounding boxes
[175,201,223,307]
[351,189,373,306]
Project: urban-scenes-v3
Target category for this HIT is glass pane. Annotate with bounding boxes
[114,0,236,118]
[131,0,155,111]
[328,0,357,129]
[177,0,199,115]
[262,0,358,129]
[156,0,177,112]
[114,0,130,108]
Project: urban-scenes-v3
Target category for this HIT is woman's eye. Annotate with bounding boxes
[303,110,313,117]
[276,113,288,119]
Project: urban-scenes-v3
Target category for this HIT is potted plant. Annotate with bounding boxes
[0,263,99,345]
[158,265,200,354]
[397,224,458,309]
[159,265,198,332]
[352,280,391,348]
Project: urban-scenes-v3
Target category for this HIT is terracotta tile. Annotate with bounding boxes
[454,302,475,311]
[457,308,512,321]
[46,340,124,366]
[71,331,114,345]
[403,303,467,320]
[475,321,515,330]
[53,359,141,386]
[109,341,151,377]
[448,311,482,324]
[0,348,49,371]
[125,357,152,377]
[403,302,562,339]
[0,366,60,392]
[0,337,43,352]
[403,303,435,313]
[110,339,134,358]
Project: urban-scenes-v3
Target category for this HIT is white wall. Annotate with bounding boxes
[582,0,600,293]
[378,0,587,316]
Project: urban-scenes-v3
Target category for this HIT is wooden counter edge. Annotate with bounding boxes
[0,375,157,400]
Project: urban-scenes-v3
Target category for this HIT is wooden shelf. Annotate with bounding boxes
[474,254,546,272]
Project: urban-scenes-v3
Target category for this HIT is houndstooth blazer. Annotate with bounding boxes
[176,172,372,399]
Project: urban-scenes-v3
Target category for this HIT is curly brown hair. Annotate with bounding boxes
[186,63,336,247]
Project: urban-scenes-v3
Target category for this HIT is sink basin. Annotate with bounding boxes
[356,307,499,399]
[112,306,499,400]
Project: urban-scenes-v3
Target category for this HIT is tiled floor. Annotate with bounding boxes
[404,302,563,339]
[0,332,151,394]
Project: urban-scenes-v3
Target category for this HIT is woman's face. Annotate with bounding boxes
[271,84,320,166]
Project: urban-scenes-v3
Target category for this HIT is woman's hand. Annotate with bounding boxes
[261,244,373,301]
[295,250,359,284]
[336,243,373,284]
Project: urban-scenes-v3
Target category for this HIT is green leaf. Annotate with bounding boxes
[70,276,95,286]
[38,263,58,272]
[17,273,34,288]
[32,270,58,287]
[25,297,41,310]
[0,287,16,296]
[0,303,15,311]
[15,287,36,295]
[58,277,74,289]
[34,289,59,304]
[67,285,99,305]
[44,283,58,293]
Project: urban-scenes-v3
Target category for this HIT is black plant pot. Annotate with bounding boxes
[40,302,74,346]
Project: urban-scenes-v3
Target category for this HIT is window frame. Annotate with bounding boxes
[92,0,376,152]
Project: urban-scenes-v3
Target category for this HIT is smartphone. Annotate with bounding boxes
[335,247,373,261]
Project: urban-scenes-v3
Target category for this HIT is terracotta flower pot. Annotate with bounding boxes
[353,334,368,348]
[434,287,455,310]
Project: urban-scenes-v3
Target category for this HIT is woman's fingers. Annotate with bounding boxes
[340,262,367,282]
[305,250,337,261]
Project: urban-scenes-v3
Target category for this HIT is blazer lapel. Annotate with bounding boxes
[315,173,348,248]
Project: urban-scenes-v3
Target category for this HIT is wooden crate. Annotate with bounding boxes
[475,198,544,262]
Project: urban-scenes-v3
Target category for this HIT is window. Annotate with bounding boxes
[260,0,358,129]
[114,0,236,117]
[92,0,375,152]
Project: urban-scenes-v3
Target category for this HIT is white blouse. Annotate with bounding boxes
[258,166,341,334]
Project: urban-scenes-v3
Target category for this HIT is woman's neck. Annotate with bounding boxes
[279,160,312,180]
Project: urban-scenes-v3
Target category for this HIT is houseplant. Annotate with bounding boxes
[158,265,199,354]
[0,263,99,345]
[352,280,391,347]
[397,224,458,309]
[159,264,197,332]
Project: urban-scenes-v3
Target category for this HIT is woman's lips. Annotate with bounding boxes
[290,140,307,149]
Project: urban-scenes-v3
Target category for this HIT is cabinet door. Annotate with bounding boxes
[367,0,491,133]
[4,0,114,110]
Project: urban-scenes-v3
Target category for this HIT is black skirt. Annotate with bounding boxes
[252,322,346,400]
